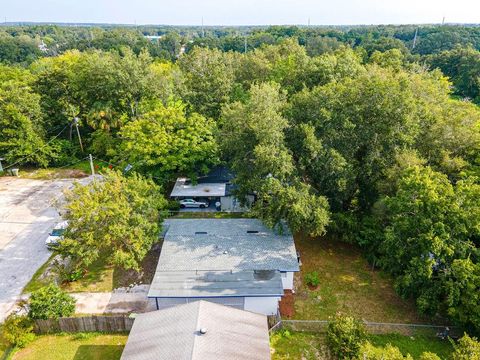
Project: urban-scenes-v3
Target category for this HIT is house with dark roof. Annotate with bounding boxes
[149,218,299,315]
[120,300,271,360]
[170,166,254,212]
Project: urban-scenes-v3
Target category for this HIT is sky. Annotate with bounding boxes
[1,0,479,26]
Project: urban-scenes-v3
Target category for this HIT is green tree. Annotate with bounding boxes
[377,166,480,321]
[57,170,167,272]
[179,47,235,118]
[0,65,51,167]
[118,100,218,181]
[428,46,480,102]
[326,314,367,359]
[452,334,480,360]
[28,284,76,320]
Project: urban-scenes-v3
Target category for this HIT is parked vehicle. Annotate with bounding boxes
[179,199,209,208]
[45,221,68,249]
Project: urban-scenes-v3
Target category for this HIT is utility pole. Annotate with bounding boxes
[74,117,84,152]
[89,154,95,176]
[412,28,418,50]
[244,36,247,53]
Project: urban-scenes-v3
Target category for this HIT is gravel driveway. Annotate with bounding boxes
[0,176,91,321]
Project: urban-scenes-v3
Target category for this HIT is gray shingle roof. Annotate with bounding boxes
[120,300,271,360]
[158,219,299,272]
[148,270,284,298]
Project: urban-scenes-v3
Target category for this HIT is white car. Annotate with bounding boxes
[179,199,209,208]
[45,221,68,249]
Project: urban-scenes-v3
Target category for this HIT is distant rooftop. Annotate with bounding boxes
[170,178,226,198]
[156,219,299,272]
[120,300,270,360]
[170,166,235,198]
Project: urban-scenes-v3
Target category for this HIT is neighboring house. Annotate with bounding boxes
[120,300,271,360]
[170,166,254,212]
[148,218,300,315]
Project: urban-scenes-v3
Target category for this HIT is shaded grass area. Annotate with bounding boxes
[23,246,161,293]
[22,254,57,293]
[369,333,454,359]
[293,235,430,323]
[10,333,127,360]
[270,331,453,360]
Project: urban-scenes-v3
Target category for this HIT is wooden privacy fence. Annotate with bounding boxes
[275,319,459,337]
[34,316,134,334]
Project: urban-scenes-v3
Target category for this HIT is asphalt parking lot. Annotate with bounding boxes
[0,176,89,321]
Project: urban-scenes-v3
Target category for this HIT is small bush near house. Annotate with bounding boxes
[451,333,480,360]
[28,284,76,320]
[358,341,441,359]
[1,314,35,348]
[419,352,442,360]
[359,341,412,359]
[326,314,367,359]
[304,271,320,288]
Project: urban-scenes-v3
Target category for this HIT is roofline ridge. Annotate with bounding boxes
[191,300,203,359]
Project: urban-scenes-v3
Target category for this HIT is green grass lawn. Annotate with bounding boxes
[9,333,127,360]
[292,234,433,324]
[270,330,332,360]
[270,331,453,360]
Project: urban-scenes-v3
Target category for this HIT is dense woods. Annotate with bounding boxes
[0,24,479,334]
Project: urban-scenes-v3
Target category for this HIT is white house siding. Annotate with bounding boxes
[244,296,280,315]
[220,195,254,212]
[281,272,294,290]
[154,296,279,315]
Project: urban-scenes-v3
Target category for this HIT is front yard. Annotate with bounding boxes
[23,246,161,294]
[293,235,432,323]
[8,333,127,360]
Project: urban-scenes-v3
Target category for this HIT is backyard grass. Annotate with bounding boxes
[293,234,432,323]
[9,333,127,360]
[270,330,332,360]
[369,333,454,359]
[270,331,454,360]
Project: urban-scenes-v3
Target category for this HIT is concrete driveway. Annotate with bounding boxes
[0,176,91,321]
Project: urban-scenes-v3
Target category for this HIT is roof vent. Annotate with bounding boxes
[199,328,208,335]
[195,231,207,235]
[247,230,259,234]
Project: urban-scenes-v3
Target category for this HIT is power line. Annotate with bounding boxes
[3,123,70,170]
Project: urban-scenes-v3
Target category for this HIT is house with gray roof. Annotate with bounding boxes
[121,300,271,360]
[149,218,299,315]
[170,166,254,212]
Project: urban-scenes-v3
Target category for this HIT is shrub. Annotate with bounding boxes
[452,333,480,360]
[304,271,320,287]
[326,314,367,359]
[49,139,80,167]
[28,284,76,320]
[358,341,413,359]
[419,352,442,360]
[1,314,35,348]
